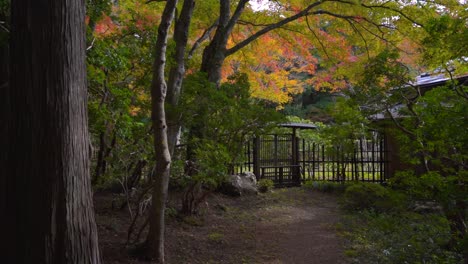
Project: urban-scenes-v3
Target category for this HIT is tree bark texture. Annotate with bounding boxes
[0,5,10,231]
[166,0,195,156]
[199,0,326,85]
[145,0,177,262]
[92,127,116,185]
[200,0,248,84]
[3,1,101,263]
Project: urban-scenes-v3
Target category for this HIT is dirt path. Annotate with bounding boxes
[252,189,345,264]
[97,187,346,263]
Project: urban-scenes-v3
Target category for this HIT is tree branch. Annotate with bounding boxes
[86,37,96,51]
[347,20,371,59]
[0,21,9,33]
[361,3,424,28]
[237,20,275,27]
[326,0,423,28]
[226,1,326,56]
[188,19,219,59]
[305,15,330,60]
[446,67,468,100]
[226,0,250,33]
[385,107,416,137]
[311,9,408,53]
[146,0,167,4]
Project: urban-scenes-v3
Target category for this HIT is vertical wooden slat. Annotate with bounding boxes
[359,138,365,181]
[312,143,315,181]
[293,134,299,185]
[322,145,325,181]
[371,136,375,182]
[302,139,306,181]
[246,140,250,172]
[253,137,260,180]
[368,139,371,182]
[379,135,383,182]
[381,134,386,182]
[351,143,355,181]
[384,133,388,181]
[354,141,358,181]
[279,167,283,185]
[334,146,338,181]
[274,134,278,168]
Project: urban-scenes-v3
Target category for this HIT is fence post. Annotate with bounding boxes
[302,138,306,183]
[380,134,385,182]
[279,167,283,185]
[371,136,375,182]
[253,136,260,180]
[312,143,315,181]
[322,145,326,181]
[353,142,358,181]
[292,132,300,185]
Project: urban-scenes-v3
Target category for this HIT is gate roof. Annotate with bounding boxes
[278,123,318,130]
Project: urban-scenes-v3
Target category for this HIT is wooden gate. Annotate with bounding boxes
[253,134,300,187]
[235,131,389,187]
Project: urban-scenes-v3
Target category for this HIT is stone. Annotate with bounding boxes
[411,201,443,214]
[220,172,258,196]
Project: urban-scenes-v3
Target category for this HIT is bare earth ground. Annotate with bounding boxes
[95,187,346,264]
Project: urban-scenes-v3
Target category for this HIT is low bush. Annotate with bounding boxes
[342,182,407,212]
[257,179,274,193]
[303,180,349,193]
[207,232,224,242]
[341,211,462,263]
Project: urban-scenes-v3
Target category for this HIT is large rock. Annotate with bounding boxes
[220,172,258,196]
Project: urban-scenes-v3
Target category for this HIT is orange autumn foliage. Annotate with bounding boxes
[94,14,118,36]
[223,32,320,106]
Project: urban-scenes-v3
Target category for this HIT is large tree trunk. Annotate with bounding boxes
[199,36,227,84]
[0,3,9,242]
[199,0,248,84]
[145,0,177,262]
[3,0,101,263]
[184,0,249,164]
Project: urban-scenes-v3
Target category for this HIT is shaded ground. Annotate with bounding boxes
[96,187,345,263]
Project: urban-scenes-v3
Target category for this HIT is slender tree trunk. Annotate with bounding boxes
[3,0,101,263]
[93,131,107,184]
[145,1,195,261]
[166,0,195,156]
[145,0,177,262]
[92,127,117,184]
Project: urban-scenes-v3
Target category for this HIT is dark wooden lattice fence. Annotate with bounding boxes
[235,132,388,186]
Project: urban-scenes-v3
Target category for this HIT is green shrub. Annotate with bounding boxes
[341,211,462,263]
[257,179,274,193]
[343,183,407,212]
[177,73,283,214]
[303,180,349,193]
[165,206,178,218]
[207,232,224,242]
